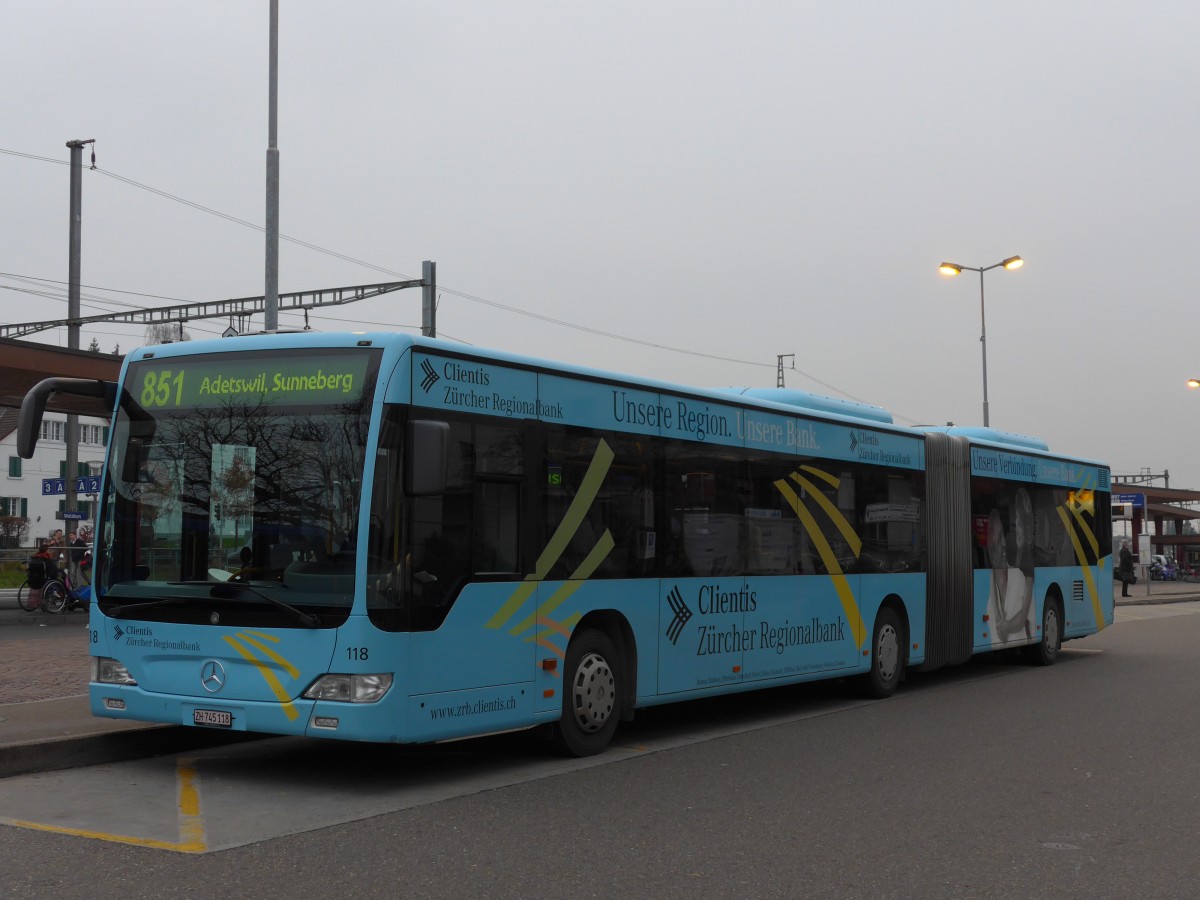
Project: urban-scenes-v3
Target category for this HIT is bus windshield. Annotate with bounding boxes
[96,347,381,626]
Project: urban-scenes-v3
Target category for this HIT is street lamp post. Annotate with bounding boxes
[938,255,1024,428]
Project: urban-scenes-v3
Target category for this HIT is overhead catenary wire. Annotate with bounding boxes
[2,146,918,421]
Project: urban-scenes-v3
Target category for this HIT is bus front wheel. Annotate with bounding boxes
[863,607,904,699]
[553,629,622,757]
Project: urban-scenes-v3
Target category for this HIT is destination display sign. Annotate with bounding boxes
[969,446,1107,489]
[128,351,376,409]
[412,353,922,469]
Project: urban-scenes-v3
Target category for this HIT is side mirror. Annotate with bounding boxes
[405,419,448,496]
[18,378,117,458]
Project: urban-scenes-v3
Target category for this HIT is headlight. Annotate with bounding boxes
[92,656,138,686]
[303,673,393,703]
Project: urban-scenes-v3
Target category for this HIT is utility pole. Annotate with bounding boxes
[422,260,437,337]
[776,354,794,388]
[264,0,280,332]
[65,137,94,538]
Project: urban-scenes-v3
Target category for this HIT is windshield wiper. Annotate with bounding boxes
[108,596,195,619]
[108,580,320,627]
[108,581,232,618]
[211,581,321,628]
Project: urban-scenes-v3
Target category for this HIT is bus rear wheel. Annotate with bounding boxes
[553,629,622,757]
[862,607,904,699]
[1025,598,1061,666]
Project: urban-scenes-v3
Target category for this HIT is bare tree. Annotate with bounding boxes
[0,516,30,549]
[145,322,192,345]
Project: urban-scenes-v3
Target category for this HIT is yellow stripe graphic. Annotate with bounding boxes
[775,479,866,648]
[790,473,862,557]
[537,616,573,639]
[524,610,583,647]
[487,439,615,629]
[242,629,282,644]
[1056,505,1106,631]
[237,633,301,679]
[223,635,300,720]
[800,464,841,489]
[509,530,615,635]
[1068,503,1100,557]
[534,636,566,664]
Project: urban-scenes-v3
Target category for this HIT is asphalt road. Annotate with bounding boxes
[1,603,1198,899]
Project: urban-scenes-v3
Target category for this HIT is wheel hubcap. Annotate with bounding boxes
[571,652,615,733]
[877,624,899,681]
[1045,607,1059,651]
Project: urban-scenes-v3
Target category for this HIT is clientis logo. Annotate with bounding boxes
[665,586,692,645]
[850,430,879,453]
[664,584,756,645]
[113,624,125,642]
[420,359,440,392]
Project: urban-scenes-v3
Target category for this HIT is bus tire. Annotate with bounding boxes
[41,581,68,614]
[1025,597,1061,666]
[553,629,622,757]
[862,607,904,699]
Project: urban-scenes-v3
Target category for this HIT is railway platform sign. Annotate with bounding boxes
[75,475,102,494]
[42,476,101,495]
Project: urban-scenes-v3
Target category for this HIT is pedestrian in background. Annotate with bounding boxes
[69,530,88,585]
[1119,539,1134,597]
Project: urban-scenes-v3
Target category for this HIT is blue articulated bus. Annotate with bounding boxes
[17,332,1112,755]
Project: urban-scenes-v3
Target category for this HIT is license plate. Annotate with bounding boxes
[193,708,232,728]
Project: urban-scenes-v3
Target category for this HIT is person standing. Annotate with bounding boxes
[1119,540,1134,597]
[69,530,88,585]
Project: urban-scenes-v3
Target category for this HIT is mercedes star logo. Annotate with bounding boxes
[200,660,227,694]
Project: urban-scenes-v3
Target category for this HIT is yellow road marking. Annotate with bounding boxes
[0,818,205,853]
[0,756,209,853]
[176,756,207,849]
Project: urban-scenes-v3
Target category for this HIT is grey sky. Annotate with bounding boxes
[4,2,1197,487]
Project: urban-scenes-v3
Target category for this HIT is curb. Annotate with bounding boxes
[1115,594,1200,606]
[0,726,266,780]
[0,609,89,628]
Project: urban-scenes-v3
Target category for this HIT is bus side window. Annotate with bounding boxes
[664,444,743,578]
[475,480,520,573]
[408,418,473,629]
